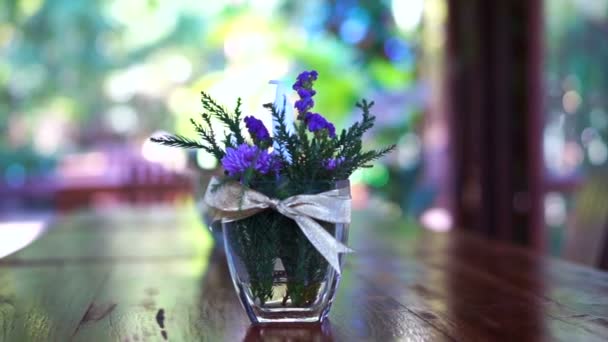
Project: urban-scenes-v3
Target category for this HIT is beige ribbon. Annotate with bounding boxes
[204,177,353,274]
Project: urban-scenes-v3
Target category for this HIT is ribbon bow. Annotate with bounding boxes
[203,177,353,273]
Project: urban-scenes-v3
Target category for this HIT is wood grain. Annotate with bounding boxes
[0,265,109,341]
[1,206,607,341]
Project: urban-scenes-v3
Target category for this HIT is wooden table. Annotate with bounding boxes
[1,204,608,341]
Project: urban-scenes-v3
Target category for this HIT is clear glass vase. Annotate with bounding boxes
[222,180,349,324]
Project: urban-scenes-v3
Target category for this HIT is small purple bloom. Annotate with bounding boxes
[295,70,317,83]
[326,122,336,137]
[305,113,336,138]
[221,144,280,177]
[295,71,308,83]
[306,113,327,131]
[297,88,316,98]
[244,116,270,142]
[268,154,283,173]
[255,151,281,175]
[294,70,318,87]
[295,97,314,113]
[323,157,345,171]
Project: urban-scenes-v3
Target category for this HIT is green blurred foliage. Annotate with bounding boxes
[0,0,422,191]
[544,1,608,255]
[545,0,608,171]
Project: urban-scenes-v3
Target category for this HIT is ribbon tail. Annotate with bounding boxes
[293,216,353,274]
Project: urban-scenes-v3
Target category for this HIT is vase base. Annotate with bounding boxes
[244,296,333,324]
[251,316,326,324]
[244,320,335,341]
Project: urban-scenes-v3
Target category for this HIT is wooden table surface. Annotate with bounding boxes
[1,204,608,342]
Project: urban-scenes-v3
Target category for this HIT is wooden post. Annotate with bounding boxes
[446,0,544,249]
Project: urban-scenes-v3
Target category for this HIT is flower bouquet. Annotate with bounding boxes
[152,70,394,324]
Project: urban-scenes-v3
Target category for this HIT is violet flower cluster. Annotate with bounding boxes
[306,113,336,138]
[293,70,317,117]
[220,71,342,177]
[218,70,359,179]
[244,116,270,142]
[221,143,280,177]
[293,70,336,138]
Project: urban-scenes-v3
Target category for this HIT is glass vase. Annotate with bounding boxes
[222,180,349,324]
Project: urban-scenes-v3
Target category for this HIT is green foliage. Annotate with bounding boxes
[151,91,240,161]
[149,134,204,149]
[200,92,245,146]
[279,218,329,306]
[227,209,331,307]
[333,100,397,178]
[227,211,280,305]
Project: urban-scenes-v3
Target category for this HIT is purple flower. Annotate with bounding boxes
[306,113,327,131]
[268,154,283,173]
[255,151,281,175]
[244,116,270,142]
[305,113,336,138]
[295,97,314,113]
[221,144,280,177]
[327,122,336,137]
[292,70,318,89]
[323,157,345,171]
[297,88,316,98]
[293,70,319,118]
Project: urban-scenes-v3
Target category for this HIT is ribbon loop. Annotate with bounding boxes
[203,177,353,273]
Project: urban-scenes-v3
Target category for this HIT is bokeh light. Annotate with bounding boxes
[562,90,582,114]
[392,0,425,32]
[545,192,567,227]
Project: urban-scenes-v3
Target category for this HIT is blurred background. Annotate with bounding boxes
[1,0,607,269]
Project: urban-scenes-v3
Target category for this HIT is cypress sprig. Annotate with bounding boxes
[191,116,224,159]
[327,99,396,179]
[201,92,245,145]
[150,134,205,149]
